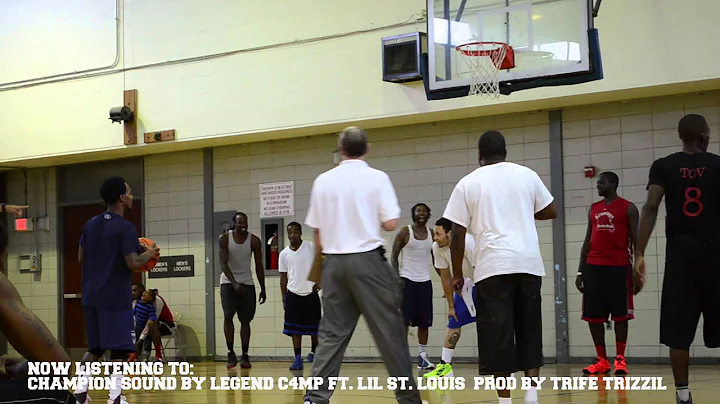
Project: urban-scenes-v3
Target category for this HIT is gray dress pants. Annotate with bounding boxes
[305,247,421,404]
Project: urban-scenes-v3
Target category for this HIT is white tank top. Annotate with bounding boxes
[220,230,254,286]
[399,225,433,282]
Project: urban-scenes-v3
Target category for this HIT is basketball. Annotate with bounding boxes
[138,237,159,272]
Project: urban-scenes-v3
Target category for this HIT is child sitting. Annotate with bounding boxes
[133,289,158,358]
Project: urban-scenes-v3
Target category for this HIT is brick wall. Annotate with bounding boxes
[143,151,207,357]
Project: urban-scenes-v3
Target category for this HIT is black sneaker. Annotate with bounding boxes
[676,391,693,404]
[240,353,252,369]
[73,392,89,404]
[227,351,238,369]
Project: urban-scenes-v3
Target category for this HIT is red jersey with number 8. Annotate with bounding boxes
[648,151,720,246]
[586,198,631,266]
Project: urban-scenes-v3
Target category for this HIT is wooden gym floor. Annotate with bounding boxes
[86,361,720,403]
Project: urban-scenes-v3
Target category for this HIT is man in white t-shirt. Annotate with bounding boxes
[443,131,557,404]
[423,217,476,379]
[303,127,421,404]
[280,221,320,371]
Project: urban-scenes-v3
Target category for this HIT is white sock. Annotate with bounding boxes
[677,387,690,401]
[525,387,538,403]
[73,364,88,394]
[441,347,454,364]
[498,397,512,404]
[109,373,123,400]
[419,344,427,355]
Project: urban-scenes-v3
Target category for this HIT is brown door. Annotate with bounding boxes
[62,201,142,349]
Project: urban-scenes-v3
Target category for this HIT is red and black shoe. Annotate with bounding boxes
[583,357,611,375]
[614,355,629,375]
[240,353,252,369]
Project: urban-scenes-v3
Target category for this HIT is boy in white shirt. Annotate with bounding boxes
[424,217,476,379]
[279,222,320,371]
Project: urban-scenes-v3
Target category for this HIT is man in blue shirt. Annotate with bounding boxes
[74,177,159,404]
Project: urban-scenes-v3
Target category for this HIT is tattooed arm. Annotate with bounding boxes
[0,272,70,363]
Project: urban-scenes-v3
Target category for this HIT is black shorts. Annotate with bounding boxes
[661,248,720,350]
[581,264,634,323]
[0,380,76,403]
[475,273,543,375]
[220,284,257,323]
[283,291,321,336]
[401,278,433,328]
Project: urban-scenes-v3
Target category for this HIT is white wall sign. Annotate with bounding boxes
[259,181,295,218]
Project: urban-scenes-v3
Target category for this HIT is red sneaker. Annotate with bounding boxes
[583,357,611,375]
[614,355,628,375]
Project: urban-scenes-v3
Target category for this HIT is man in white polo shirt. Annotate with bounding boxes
[443,131,557,404]
[303,127,421,404]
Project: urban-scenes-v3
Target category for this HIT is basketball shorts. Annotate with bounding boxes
[581,264,634,323]
[448,277,476,329]
[283,291,321,336]
[661,246,720,350]
[401,278,433,328]
[0,380,76,403]
[83,306,135,354]
[220,283,257,323]
[475,273,543,375]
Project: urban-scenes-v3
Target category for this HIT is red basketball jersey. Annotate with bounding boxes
[586,197,632,266]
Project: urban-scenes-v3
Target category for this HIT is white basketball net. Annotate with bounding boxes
[456,43,509,98]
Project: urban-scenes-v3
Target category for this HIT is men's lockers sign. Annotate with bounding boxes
[148,255,195,278]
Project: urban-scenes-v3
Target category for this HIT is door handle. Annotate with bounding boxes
[63,293,81,298]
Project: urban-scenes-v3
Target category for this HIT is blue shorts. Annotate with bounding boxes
[447,287,476,329]
[83,306,135,352]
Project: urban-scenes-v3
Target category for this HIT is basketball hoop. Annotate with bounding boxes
[455,42,515,98]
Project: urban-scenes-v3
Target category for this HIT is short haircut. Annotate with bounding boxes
[0,222,8,255]
[678,114,709,144]
[411,203,431,223]
[133,282,146,290]
[599,171,619,190]
[435,217,452,233]
[100,177,127,205]
[478,130,507,159]
[339,127,369,158]
[287,221,302,232]
[232,212,247,222]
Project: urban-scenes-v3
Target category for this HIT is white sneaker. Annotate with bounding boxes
[417,352,435,369]
[108,395,130,404]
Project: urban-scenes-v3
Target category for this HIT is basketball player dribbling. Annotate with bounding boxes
[391,203,435,369]
[74,177,159,404]
[423,217,476,379]
[636,114,720,404]
[577,172,641,375]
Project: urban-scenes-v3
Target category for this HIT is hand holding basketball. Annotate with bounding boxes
[138,237,161,272]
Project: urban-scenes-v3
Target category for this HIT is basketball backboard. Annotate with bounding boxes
[426,0,601,96]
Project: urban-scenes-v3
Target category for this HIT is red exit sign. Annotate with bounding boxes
[15,218,30,232]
